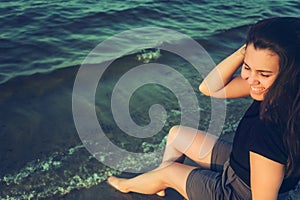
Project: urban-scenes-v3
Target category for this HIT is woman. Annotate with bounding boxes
[108,17,300,200]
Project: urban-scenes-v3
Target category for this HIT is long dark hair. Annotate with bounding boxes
[246,17,300,177]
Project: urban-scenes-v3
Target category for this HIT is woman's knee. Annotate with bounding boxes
[167,125,183,144]
[168,125,205,141]
[167,126,204,149]
[169,125,180,136]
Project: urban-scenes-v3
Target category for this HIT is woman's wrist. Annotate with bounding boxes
[230,45,245,69]
[238,44,246,56]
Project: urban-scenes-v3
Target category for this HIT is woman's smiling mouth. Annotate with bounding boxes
[250,86,266,94]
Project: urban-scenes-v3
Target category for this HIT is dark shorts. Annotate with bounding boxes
[186,138,251,200]
[186,138,290,200]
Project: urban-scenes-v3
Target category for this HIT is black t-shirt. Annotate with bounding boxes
[230,100,300,193]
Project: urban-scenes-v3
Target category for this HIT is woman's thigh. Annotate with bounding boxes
[210,138,233,172]
[167,125,219,169]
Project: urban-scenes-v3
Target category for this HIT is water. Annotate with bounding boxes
[0,1,300,199]
[1,0,299,84]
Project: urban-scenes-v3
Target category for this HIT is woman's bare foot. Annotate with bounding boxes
[108,176,166,196]
[107,176,129,193]
[156,190,166,197]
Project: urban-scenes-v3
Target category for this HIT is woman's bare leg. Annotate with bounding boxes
[155,125,218,196]
[107,162,195,199]
[161,125,218,169]
[107,125,218,197]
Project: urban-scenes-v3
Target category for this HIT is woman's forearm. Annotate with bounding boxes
[199,45,245,97]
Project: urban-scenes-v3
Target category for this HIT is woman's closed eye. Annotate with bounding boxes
[243,63,250,70]
[260,73,271,77]
[243,62,274,78]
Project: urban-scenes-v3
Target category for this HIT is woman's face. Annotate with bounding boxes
[241,43,280,101]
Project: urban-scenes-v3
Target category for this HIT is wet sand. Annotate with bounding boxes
[60,181,183,200]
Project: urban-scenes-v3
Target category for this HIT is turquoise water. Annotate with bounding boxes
[1,1,300,199]
[1,0,299,84]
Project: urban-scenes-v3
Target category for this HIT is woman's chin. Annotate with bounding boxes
[250,93,264,101]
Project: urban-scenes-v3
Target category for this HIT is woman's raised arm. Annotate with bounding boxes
[199,45,250,98]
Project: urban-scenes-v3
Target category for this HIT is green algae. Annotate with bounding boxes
[0,138,167,200]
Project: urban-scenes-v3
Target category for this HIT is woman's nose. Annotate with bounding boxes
[247,73,259,85]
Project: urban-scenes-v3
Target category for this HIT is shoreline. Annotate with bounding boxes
[60,181,183,200]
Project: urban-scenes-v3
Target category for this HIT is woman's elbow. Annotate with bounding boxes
[199,82,227,98]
